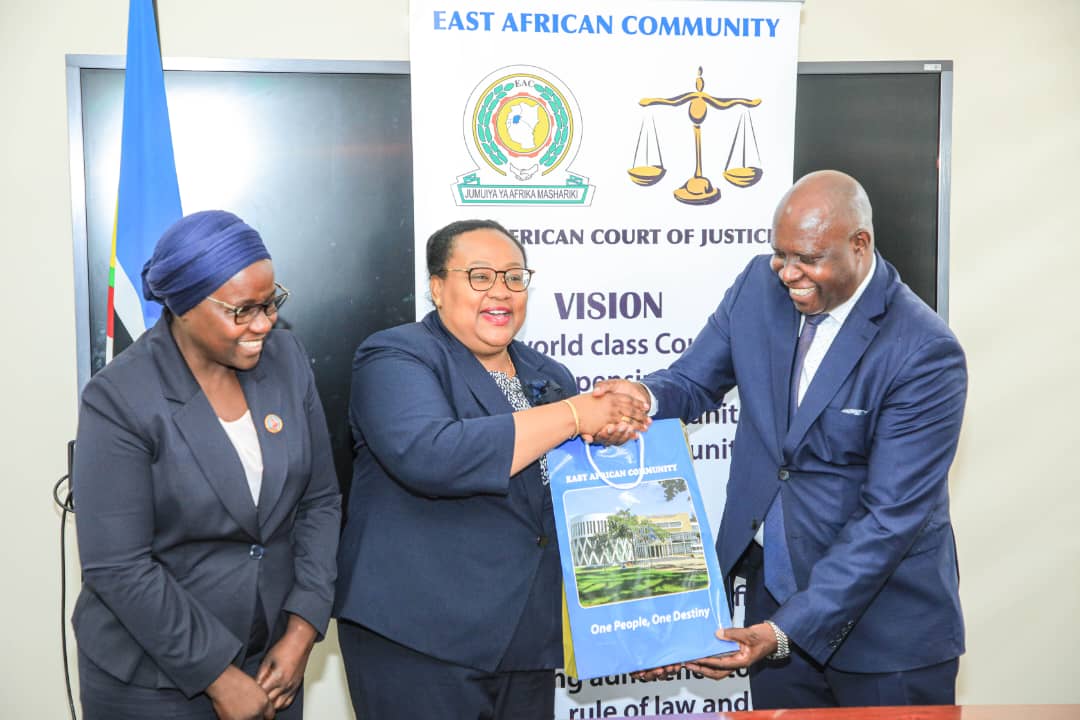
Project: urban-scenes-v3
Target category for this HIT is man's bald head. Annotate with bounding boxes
[769,170,875,315]
[773,170,874,243]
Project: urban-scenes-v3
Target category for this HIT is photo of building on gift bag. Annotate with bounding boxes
[563,479,712,608]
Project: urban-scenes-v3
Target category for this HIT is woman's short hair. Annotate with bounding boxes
[425,219,526,277]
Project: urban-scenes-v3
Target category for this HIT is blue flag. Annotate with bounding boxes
[107,0,182,354]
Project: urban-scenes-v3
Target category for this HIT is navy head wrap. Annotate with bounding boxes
[141,210,271,317]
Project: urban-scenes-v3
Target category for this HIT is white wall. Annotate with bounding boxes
[1,1,1076,717]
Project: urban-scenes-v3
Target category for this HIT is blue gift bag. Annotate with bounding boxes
[548,418,737,679]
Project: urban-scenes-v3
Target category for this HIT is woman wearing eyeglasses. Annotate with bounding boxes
[334,219,649,719]
[72,210,340,720]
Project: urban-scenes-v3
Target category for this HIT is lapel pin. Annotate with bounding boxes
[264,413,283,434]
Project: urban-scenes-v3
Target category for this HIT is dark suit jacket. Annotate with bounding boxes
[645,252,966,672]
[334,312,574,672]
[72,317,341,697]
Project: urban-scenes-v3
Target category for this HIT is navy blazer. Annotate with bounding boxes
[334,312,574,672]
[646,252,967,672]
[72,317,341,697]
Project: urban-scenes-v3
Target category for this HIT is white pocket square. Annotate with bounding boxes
[841,408,868,416]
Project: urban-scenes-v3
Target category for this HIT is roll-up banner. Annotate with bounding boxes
[409,1,802,714]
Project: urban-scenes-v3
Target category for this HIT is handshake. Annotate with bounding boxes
[563,379,653,445]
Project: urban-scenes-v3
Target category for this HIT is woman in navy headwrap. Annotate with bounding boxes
[72,211,340,719]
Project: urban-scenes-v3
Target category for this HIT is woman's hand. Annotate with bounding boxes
[510,385,650,474]
[206,665,275,720]
[571,388,651,442]
[255,615,318,710]
[589,380,653,444]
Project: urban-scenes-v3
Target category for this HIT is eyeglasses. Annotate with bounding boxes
[206,283,290,325]
[447,267,534,292]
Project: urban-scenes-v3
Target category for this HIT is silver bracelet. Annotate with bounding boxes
[764,620,790,660]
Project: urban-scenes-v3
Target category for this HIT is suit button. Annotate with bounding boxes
[751,519,761,530]
[778,469,790,481]
[537,535,550,547]
[249,544,265,559]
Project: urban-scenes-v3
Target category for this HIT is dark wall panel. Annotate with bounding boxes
[794,72,941,309]
[77,68,414,489]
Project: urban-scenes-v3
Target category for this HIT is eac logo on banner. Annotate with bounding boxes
[455,64,595,206]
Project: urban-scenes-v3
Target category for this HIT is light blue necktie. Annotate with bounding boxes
[764,312,828,603]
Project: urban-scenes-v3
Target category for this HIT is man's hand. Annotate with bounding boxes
[630,663,685,682]
[682,624,780,680]
[592,379,650,404]
[255,615,317,710]
[591,380,651,444]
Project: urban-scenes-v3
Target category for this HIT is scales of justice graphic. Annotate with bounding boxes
[628,67,764,205]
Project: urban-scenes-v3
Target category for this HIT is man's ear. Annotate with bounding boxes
[851,229,872,256]
[429,275,444,308]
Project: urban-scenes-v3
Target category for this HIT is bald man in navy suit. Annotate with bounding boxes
[598,171,967,708]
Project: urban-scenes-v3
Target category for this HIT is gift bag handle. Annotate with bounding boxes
[583,433,646,490]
